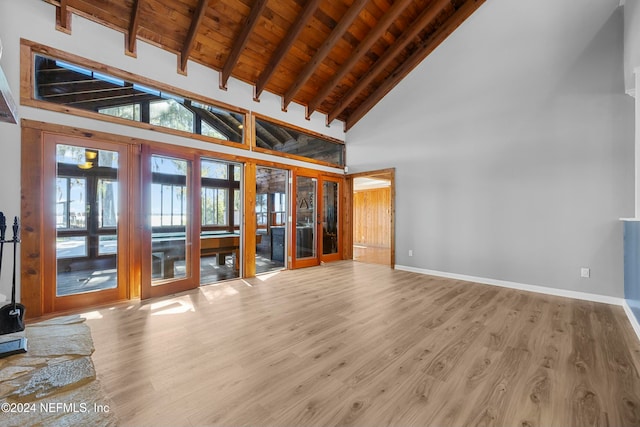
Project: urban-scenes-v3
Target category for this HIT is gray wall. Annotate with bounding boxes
[624,0,640,94]
[346,0,634,298]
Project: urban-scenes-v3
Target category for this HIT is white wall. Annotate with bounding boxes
[0,0,345,300]
[347,0,634,298]
[624,0,640,94]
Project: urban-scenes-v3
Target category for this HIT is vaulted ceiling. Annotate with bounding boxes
[43,0,485,130]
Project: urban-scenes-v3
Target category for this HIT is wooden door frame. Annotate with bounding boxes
[345,168,395,268]
[40,133,134,313]
[291,172,320,269]
[140,145,200,299]
[319,175,343,263]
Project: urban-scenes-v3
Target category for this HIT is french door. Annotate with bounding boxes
[43,134,132,313]
[320,176,341,263]
[141,146,199,299]
[292,174,318,268]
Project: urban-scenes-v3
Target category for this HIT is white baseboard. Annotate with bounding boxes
[623,301,640,341]
[395,265,624,305]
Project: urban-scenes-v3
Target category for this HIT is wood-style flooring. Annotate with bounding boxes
[85,261,640,427]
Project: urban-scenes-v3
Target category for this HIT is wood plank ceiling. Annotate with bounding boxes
[44,0,485,130]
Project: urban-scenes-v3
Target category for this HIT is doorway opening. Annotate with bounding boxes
[351,169,395,267]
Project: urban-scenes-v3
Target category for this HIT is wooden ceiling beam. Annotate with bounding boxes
[253,0,322,102]
[179,0,209,74]
[305,0,413,119]
[281,0,369,111]
[220,0,269,90]
[125,0,142,57]
[327,0,453,125]
[56,0,72,34]
[345,0,486,130]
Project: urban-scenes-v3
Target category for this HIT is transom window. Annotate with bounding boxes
[34,54,245,144]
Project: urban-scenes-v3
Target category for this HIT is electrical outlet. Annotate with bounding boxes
[581,267,590,278]
[409,250,413,257]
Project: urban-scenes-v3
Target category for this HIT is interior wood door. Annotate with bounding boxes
[292,173,319,268]
[320,176,342,263]
[141,146,200,299]
[42,134,132,313]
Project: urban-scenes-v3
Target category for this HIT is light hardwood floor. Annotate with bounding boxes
[85,261,640,426]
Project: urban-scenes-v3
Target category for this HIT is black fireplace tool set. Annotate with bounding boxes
[0,212,24,335]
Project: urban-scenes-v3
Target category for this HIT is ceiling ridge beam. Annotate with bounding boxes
[220,0,269,90]
[254,0,322,102]
[125,0,142,57]
[327,0,453,125]
[305,0,413,119]
[281,0,369,111]
[345,0,486,130]
[179,0,210,74]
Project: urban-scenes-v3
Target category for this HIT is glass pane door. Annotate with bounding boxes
[321,179,340,257]
[294,176,317,266]
[43,134,130,314]
[200,159,242,284]
[56,144,119,296]
[256,167,288,273]
[150,155,191,285]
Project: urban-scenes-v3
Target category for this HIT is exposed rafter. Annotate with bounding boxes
[42,0,486,129]
[253,0,322,101]
[327,0,453,125]
[345,0,486,130]
[126,0,142,56]
[220,0,269,90]
[305,0,414,119]
[56,0,71,34]
[281,0,369,111]
[179,0,209,74]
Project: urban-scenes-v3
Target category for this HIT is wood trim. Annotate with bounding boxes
[20,126,45,319]
[41,132,134,313]
[243,163,257,277]
[220,0,269,90]
[327,0,453,125]
[20,39,251,150]
[19,118,346,314]
[253,0,322,101]
[291,172,320,269]
[179,0,208,74]
[251,112,344,144]
[342,175,354,261]
[21,119,345,180]
[282,0,369,110]
[305,0,414,118]
[347,168,395,268]
[319,175,343,263]
[125,0,142,57]
[346,0,486,130]
[140,145,199,300]
[251,112,345,169]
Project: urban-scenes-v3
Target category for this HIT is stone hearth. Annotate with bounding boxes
[0,315,118,426]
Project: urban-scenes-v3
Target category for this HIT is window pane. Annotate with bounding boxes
[150,99,194,132]
[34,55,245,145]
[201,159,228,179]
[201,121,228,140]
[56,236,87,258]
[99,235,117,255]
[66,178,87,230]
[97,179,118,228]
[234,189,240,225]
[255,118,344,167]
[99,104,141,121]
